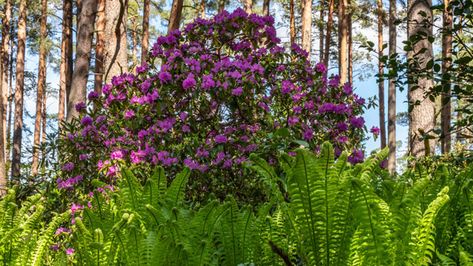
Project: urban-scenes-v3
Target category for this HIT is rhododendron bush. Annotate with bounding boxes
[59,9,366,203]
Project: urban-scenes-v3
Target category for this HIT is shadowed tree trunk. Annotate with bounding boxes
[347,0,353,84]
[95,0,105,94]
[142,0,150,63]
[387,0,396,173]
[407,0,435,157]
[377,0,386,149]
[441,0,452,154]
[0,0,11,193]
[130,11,139,67]
[290,0,295,45]
[323,0,334,66]
[263,0,270,16]
[67,0,98,121]
[218,0,225,12]
[243,0,252,13]
[319,0,325,62]
[301,0,312,54]
[104,0,128,83]
[11,0,27,179]
[32,0,48,176]
[338,0,348,83]
[58,0,73,128]
[168,0,184,33]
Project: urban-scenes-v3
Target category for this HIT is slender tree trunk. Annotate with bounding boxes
[168,0,184,33]
[290,0,295,45]
[104,0,128,83]
[199,0,206,17]
[6,44,13,161]
[263,0,270,16]
[218,0,225,13]
[319,0,325,62]
[67,0,97,121]
[387,0,396,173]
[11,0,27,179]
[301,0,312,54]
[407,0,435,157]
[141,0,150,64]
[59,0,73,128]
[323,0,334,66]
[42,91,47,145]
[31,0,48,176]
[95,0,105,95]
[338,0,348,83]
[0,0,11,193]
[377,0,386,149]
[131,16,139,67]
[243,0,252,13]
[440,0,452,154]
[348,2,353,84]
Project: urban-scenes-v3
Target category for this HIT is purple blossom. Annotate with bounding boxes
[62,162,75,172]
[303,128,314,141]
[66,248,75,256]
[124,109,135,119]
[110,150,124,160]
[281,80,293,94]
[348,149,364,164]
[370,126,380,136]
[232,87,243,96]
[81,116,93,126]
[215,134,227,144]
[88,91,99,100]
[315,63,327,73]
[182,73,196,90]
[158,71,172,83]
[75,102,86,112]
[288,116,299,126]
[350,116,365,128]
[70,203,83,215]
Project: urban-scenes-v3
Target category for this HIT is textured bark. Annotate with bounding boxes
[263,0,270,16]
[407,0,435,157]
[199,0,206,17]
[440,0,452,154]
[377,0,386,149]
[323,0,334,66]
[141,0,150,63]
[301,0,312,54]
[387,0,396,173]
[67,0,97,121]
[218,0,225,13]
[31,0,48,176]
[168,0,184,33]
[58,0,73,128]
[289,0,295,45]
[0,0,11,193]
[319,0,325,62]
[95,0,105,94]
[338,0,348,83]
[104,0,128,83]
[243,0,252,13]
[348,0,353,84]
[11,0,27,179]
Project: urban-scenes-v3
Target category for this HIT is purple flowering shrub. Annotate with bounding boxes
[59,9,366,203]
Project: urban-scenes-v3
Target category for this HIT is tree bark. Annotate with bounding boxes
[440,0,452,154]
[243,0,252,13]
[218,0,225,13]
[318,0,325,62]
[168,0,184,33]
[348,0,353,84]
[141,0,150,63]
[95,0,105,94]
[31,0,48,176]
[11,0,27,179]
[67,0,97,121]
[377,0,386,149]
[59,0,73,128]
[387,0,396,173]
[301,0,312,54]
[323,0,334,66]
[263,0,270,16]
[338,0,348,83]
[104,0,128,83]
[407,0,435,157]
[289,0,295,45]
[0,0,11,193]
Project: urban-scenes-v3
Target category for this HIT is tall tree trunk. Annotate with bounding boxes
[11,0,27,179]
[263,0,270,16]
[407,0,435,157]
[6,42,13,161]
[31,0,48,176]
[290,0,295,45]
[218,0,225,13]
[104,0,128,83]
[141,0,150,63]
[42,91,47,145]
[58,0,73,128]
[377,0,386,149]
[387,0,396,173]
[0,0,11,193]
[301,0,312,54]
[440,0,452,154]
[199,0,206,17]
[323,0,334,66]
[319,0,325,62]
[243,0,252,13]
[168,0,184,33]
[95,0,105,94]
[338,0,348,83]
[67,0,97,121]
[348,2,353,84]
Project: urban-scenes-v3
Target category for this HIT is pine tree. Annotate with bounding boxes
[168,0,184,32]
[301,0,312,54]
[388,0,396,173]
[324,0,334,66]
[378,0,386,149]
[104,0,128,82]
[58,0,73,127]
[440,0,452,154]
[142,0,151,63]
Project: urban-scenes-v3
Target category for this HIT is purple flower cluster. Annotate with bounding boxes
[59,9,366,202]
